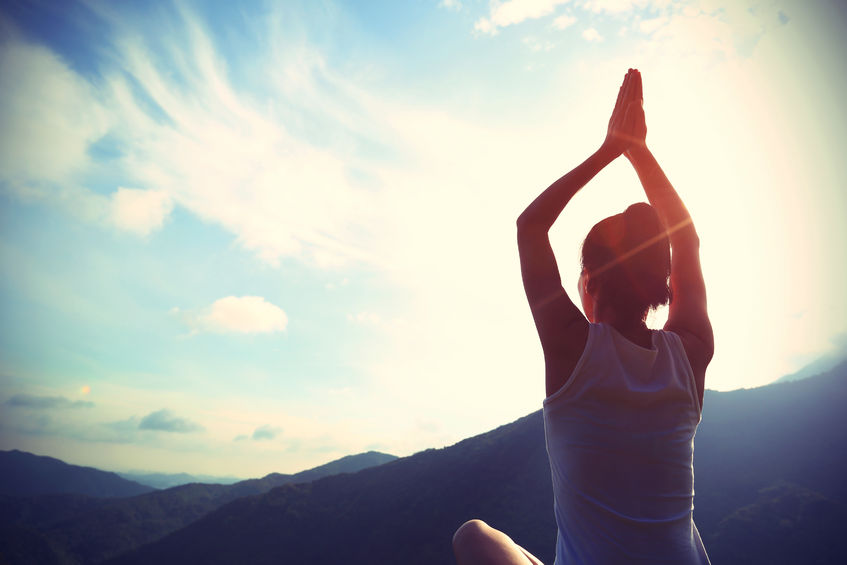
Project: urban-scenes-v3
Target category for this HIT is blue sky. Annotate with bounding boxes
[1,0,846,477]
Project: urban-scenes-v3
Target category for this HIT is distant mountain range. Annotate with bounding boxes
[0,451,396,564]
[1,363,845,564]
[116,471,243,489]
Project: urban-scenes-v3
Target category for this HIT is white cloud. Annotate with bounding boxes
[580,0,650,14]
[552,14,578,29]
[440,0,463,11]
[0,39,109,185]
[192,296,288,334]
[109,187,173,236]
[475,0,573,35]
[582,27,604,41]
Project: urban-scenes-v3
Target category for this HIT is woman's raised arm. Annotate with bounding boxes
[518,69,642,396]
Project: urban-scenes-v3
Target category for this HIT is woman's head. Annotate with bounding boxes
[580,202,670,322]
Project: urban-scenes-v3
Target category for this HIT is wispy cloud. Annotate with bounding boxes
[139,409,204,433]
[5,394,94,409]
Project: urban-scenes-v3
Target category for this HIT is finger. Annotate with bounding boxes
[613,71,629,113]
[633,69,643,104]
[622,69,635,105]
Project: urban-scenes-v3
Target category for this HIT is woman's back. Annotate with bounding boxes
[543,323,708,564]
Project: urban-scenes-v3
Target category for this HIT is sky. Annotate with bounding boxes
[1,0,846,478]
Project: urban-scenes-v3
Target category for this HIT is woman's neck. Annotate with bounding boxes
[595,306,651,347]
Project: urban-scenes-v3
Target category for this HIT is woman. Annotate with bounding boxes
[453,69,714,564]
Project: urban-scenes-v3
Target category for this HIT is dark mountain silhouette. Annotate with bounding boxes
[0,451,396,564]
[0,451,153,499]
[107,362,847,565]
[2,364,844,564]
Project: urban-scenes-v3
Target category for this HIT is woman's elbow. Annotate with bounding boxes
[516,212,547,234]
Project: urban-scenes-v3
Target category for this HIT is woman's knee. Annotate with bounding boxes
[453,519,491,551]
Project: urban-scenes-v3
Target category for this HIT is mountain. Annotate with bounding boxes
[108,362,847,565]
[774,344,847,383]
[116,472,243,490]
[0,451,396,564]
[110,413,553,565]
[705,481,847,564]
[0,451,154,499]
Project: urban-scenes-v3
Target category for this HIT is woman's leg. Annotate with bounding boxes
[452,519,544,565]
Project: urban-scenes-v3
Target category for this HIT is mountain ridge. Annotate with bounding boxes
[0,451,397,564]
[108,361,847,565]
[0,450,154,499]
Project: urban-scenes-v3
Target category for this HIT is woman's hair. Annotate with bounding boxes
[580,202,671,320]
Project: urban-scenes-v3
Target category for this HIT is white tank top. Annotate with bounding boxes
[542,323,710,564]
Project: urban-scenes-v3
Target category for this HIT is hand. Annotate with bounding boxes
[602,69,647,157]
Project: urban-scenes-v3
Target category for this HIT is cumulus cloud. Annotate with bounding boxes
[475,0,572,35]
[5,394,94,409]
[252,424,282,441]
[109,187,173,236]
[138,409,204,433]
[176,296,288,334]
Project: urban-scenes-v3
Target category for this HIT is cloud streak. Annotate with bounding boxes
[5,394,94,410]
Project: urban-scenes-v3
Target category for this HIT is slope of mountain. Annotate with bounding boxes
[774,344,847,383]
[110,412,553,565]
[116,472,243,489]
[0,451,154,499]
[705,481,847,565]
[0,451,396,564]
[109,362,847,565]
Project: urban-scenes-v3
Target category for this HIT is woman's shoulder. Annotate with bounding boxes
[544,322,608,399]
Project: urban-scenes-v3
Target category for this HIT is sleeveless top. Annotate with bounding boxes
[542,323,710,564]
